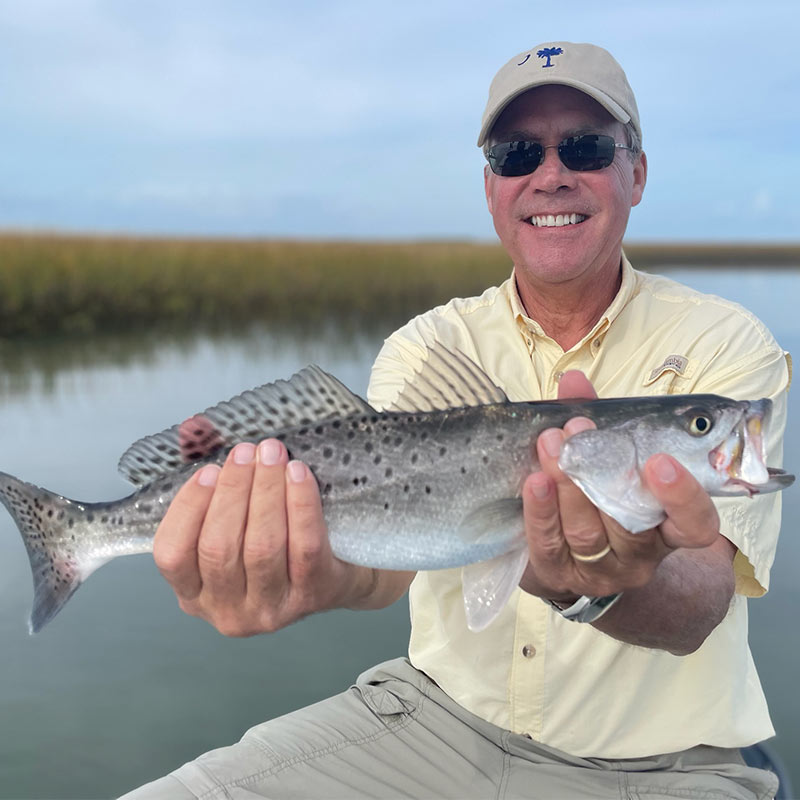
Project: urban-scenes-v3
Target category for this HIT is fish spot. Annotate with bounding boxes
[420,432,428,441]
[373,455,382,465]
[439,447,446,457]
[333,420,341,429]
[361,475,368,485]
[496,434,504,442]
[461,466,467,474]
[300,443,312,452]
[342,453,351,465]
[385,467,393,478]
[403,484,410,493]
[425,486,431,494]
[86,514,94,523]
[315,426,324,435]
[323,447,333,459]
[353,477,360,486]
[384,502,389,510]
[411,453,418,464]
[347,431,356,440]
[365,442,373,454]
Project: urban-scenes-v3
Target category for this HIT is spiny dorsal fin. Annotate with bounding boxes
[118,365,374,487]
[387,341,508,413]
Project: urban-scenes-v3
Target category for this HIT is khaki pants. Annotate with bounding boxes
[120,658,778,800]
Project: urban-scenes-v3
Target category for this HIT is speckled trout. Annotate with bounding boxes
[0,343,793,634]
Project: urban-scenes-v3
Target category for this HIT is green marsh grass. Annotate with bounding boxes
[0,233,797,338]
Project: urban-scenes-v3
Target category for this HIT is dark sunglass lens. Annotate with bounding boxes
[558,134,616,171]
[487,141,543,177]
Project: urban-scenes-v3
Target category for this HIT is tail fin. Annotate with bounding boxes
[0,472,103,633]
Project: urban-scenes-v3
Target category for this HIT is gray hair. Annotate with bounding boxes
[623,121,642,159]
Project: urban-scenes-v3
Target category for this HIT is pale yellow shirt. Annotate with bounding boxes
[367,257,791,758]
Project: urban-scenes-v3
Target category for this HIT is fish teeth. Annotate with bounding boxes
[529,213,586,227]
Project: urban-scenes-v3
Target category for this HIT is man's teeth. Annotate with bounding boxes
[528,213,586,227]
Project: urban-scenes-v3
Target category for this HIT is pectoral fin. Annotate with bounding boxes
[462,547,529,632]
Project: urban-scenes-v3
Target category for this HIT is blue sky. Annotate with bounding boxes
[1,0,797,241]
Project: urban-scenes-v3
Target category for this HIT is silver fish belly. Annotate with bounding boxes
[0,343,792,633]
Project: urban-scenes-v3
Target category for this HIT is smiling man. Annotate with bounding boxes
[123,42,790,800]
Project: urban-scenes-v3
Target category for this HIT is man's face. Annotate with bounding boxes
[484,85,647,289]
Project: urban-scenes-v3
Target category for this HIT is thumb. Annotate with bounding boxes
[558,370,598,401]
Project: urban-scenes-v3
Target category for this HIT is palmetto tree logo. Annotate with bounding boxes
[537,47,563,68]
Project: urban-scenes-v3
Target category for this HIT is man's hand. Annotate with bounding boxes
[153,439,412,637]
[519,371,735,654]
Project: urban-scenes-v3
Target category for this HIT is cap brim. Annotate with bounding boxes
[477,78,631,147]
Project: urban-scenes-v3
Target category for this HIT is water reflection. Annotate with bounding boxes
[0,315,411,400]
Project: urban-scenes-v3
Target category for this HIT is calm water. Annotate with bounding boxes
[0,268,798,799]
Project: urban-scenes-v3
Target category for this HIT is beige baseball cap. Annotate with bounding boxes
[477,42,641,147]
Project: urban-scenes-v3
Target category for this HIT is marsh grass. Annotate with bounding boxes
[0,232,797,338]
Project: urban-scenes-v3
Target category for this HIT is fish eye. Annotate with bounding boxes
[687,412,713,436]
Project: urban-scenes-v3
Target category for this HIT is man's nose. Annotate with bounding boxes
[531,145,576,192]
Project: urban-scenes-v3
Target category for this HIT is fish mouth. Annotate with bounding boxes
[709,400,771,494]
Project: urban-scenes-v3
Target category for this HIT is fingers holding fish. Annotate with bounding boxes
[523,420,674,600]
[284,460,341,611]
[643,454,721,550]
[240,439,291,608]
[537,422,615,564]
[153,463,220,602]
[194,442,257,608]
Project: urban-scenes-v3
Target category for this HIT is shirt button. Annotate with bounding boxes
[521,644,536,658]
[554,371,564,382]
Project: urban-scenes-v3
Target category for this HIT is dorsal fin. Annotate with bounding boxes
[118,365,374,487]
[387,341,508,413]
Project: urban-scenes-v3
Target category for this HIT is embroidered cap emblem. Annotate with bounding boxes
[537,46,563,68]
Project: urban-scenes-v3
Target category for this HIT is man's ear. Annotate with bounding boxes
[631,150,647,208]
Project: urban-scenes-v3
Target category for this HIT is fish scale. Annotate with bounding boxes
[0,342,792,633]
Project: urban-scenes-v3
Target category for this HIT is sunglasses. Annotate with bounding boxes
[485,134,635,177]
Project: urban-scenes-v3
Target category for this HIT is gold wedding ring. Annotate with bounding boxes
[571,543,612,563]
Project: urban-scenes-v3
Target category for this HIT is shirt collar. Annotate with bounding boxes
[505,252,637,354]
